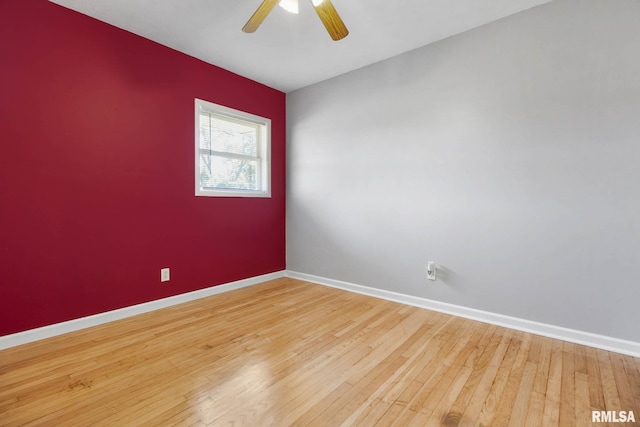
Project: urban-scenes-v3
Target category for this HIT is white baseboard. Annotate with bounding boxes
[0,271,286,351]
[286,271,640,358]
[5,269,639,358]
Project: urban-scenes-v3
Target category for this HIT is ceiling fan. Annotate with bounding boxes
[242,0,349,41]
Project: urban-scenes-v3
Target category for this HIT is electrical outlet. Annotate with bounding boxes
[426,262,436,281]
[161,268,170,282]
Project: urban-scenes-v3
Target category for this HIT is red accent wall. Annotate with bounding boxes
[0,0,286,336]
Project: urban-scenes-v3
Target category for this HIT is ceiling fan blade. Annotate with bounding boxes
[242,0,280,33]
[310,0,349,41]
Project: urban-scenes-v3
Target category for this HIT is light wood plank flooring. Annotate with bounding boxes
[1,278,639,426]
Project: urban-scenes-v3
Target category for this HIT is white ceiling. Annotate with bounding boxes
[49,0,552,93]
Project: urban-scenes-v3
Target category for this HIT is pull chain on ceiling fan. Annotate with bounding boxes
[242,0,349,41]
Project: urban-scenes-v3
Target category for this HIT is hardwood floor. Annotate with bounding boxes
[1,278,639,426]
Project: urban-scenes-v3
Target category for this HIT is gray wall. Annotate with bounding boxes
[286,0,640,342]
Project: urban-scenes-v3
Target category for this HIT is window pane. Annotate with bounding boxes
[195,98,271,198]
[199,112,258,157]
[200,154,258,191]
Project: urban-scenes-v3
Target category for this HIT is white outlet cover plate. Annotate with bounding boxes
[427,263,436,280]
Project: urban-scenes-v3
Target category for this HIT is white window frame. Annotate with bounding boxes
[195,98,271,198]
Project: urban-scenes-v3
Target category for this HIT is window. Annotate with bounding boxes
[195,99,271,197]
